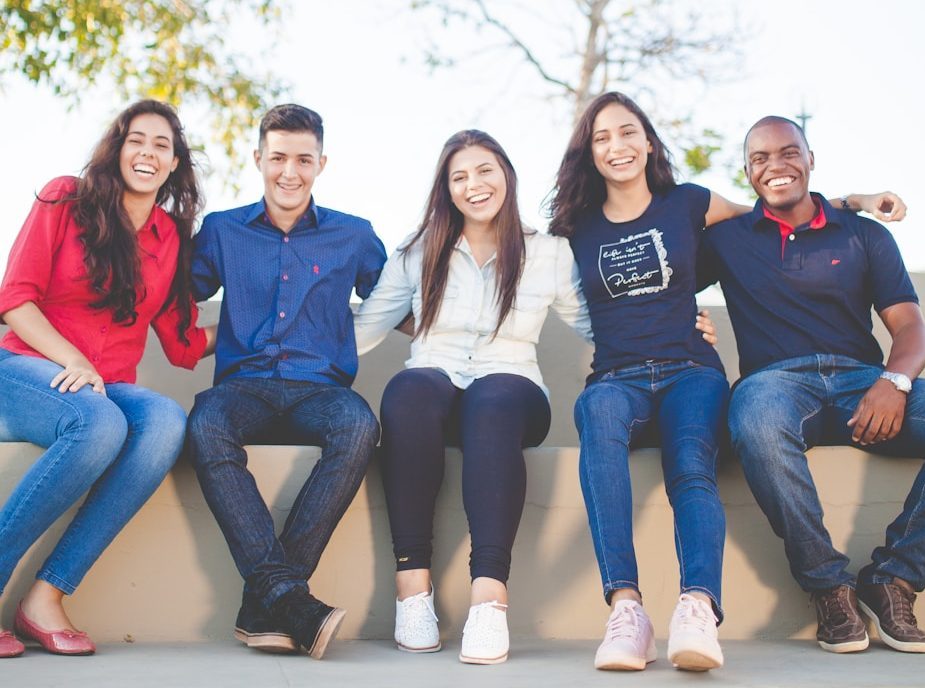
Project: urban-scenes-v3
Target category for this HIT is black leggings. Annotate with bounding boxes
[380,368,551,583]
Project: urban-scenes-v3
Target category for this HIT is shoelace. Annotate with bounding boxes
[674,595,715,632]
[604,604,640,640]
[467,601,507,632]
[892,585,918,626]
[402,591,438,622]
[817,588,850,625]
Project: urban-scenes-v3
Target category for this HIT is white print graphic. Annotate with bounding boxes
[598,228,672,298]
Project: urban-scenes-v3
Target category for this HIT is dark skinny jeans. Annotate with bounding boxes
[380,368,551,583]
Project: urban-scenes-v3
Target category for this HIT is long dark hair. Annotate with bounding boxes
[548,92,676,238]
[69,100,202,341]
[404,130,528,338]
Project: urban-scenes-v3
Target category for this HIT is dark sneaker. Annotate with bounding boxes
[857,581,925,653]
[233,592,297,653]
[269,587,346,659]
[811,585,869,653]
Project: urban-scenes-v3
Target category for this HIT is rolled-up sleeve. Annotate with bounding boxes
[550,237,593,344]
[354,246,415,355]
[151,297,208,369]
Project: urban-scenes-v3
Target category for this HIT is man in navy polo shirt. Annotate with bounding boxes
[186,104,387,658]
[699,116,925,654]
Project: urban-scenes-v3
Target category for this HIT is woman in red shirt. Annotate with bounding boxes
[0,100,213,657]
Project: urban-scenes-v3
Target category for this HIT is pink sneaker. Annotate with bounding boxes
[667,594,723,671]
[594,600,656,671]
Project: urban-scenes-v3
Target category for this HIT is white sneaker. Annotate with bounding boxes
[667,593,723,671]
[459,601,509,665]
[594,599,657,671]
[394,589,441,653]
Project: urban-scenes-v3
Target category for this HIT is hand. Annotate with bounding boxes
[847,378,906,444]
[50,359,106,395]
[696,309,718,346]
[856,191,907,222]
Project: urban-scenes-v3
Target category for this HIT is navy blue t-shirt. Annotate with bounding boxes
[569,183,723,381]
[699,194,918,378]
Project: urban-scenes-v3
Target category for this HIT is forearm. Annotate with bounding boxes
[202,324,217,357]
[2,301,91,368]
[883,322,925,380]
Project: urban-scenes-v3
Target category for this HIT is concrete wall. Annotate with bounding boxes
[1,276,924,641]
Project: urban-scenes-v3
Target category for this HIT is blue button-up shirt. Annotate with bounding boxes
[192,198,387,385]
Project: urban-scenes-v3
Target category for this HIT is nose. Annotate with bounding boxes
[281,159,297,177]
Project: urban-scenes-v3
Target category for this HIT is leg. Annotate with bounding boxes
[459,373,550,594]
[656,364,728,670]
[379,368,457,589]
[34,384,187,594]
[0,353,128,598]
[728,366,851,591]
[379,368,455,654]
[186,378,296,606]
[574,372,652,603]
[656,366,728,618]
[275,383,380,584]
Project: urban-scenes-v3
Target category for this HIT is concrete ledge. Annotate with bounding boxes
[2,442,922,642]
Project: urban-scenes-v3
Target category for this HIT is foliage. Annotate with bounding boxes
[1,0,288,181]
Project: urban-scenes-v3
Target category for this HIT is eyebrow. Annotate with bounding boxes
[749,143,801,157]
[593,123,637,135]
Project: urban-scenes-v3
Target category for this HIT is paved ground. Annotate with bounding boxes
[2,638,922,688]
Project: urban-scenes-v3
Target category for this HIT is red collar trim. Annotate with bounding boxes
[763,200,827,236]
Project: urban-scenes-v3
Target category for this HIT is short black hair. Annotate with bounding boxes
[258,104,324,149]
[743,115,809,160]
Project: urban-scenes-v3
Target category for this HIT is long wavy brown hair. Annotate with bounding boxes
[64,100,202,341]
[403,130,528,339]
[547,92,676,238]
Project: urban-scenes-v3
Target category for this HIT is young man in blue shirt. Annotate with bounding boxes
[700,116,925,654]
[186,104,387,658]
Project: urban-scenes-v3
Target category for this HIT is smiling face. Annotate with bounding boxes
[255,129,326,230]
[118,113,179,203]
[590,103,653,187]
[745,120,815,219]
[447,145,507,231]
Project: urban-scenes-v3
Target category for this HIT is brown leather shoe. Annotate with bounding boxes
[811,585,869,653]
[857,581,925,653]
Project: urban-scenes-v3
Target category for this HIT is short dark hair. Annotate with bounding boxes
[743,115,809,160]
[258,104,324,149]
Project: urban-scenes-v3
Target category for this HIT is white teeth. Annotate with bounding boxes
[768,176,795,187]
[468,192,491,203]
[133,163,156,175]
[609,156,633,166]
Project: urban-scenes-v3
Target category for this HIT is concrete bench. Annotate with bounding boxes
[2,294,924,642]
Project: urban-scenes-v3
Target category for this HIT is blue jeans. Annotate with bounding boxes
[729,354,925,592]
[186,377,379,608]
[0,349,186,595]
[575,360,729,618]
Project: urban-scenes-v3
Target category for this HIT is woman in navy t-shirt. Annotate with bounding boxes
[548,92,751,673]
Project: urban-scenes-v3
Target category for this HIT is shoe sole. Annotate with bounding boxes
[857,600,925,653]
[458,651,508,665]
[306,607,346,660]
[817,634,869,653]
[233,627,298,653]
[669,649,723,671]
[397,640,442,653]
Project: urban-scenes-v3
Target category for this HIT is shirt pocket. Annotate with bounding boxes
[500,290,548,340]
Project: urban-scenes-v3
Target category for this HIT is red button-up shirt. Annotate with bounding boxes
[0,176,206,383]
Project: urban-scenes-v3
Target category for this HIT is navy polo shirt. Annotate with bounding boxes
[698,194,918,378]
[192,198,387,385]
[570,183,723,381]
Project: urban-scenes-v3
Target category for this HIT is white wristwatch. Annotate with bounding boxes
[880,371,912,393]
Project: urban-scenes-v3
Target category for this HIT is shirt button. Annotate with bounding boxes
[92,355,100,362]
[282,274,289,281]
[279,311,286,318]
[100,326,107,333]
[283,236,290,243]
[788,234,795,241]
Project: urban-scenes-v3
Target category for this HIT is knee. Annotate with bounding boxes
[133,396,187,470]
[574,385,632,441]
[728,378,792,451]
[381,369,447,423]
[333,394,380,448]
[186,392,235,457]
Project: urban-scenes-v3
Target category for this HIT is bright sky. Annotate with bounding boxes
[1,0,922,288]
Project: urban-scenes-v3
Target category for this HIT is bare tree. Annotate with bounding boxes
[409,0,744,174]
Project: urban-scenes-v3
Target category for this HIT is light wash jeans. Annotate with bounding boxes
[729,354,925,592]
[0,349,186,594]
[575,360,729,619]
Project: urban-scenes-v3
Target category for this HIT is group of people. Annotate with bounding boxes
[0,94,923,673]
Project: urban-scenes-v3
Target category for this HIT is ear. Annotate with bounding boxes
[317,154,327,174]
[808,150,815,171]
[253,148,262,169]
[647,140,653,153]
[170,156,179,173]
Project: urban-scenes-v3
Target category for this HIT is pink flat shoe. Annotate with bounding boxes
[0,630,25,658]
[14,603,96,655]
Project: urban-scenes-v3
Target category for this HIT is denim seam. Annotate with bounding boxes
[36,570,77,596]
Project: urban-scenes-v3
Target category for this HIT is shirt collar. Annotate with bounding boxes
[245,197,319,231]
[751,192,839,233]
